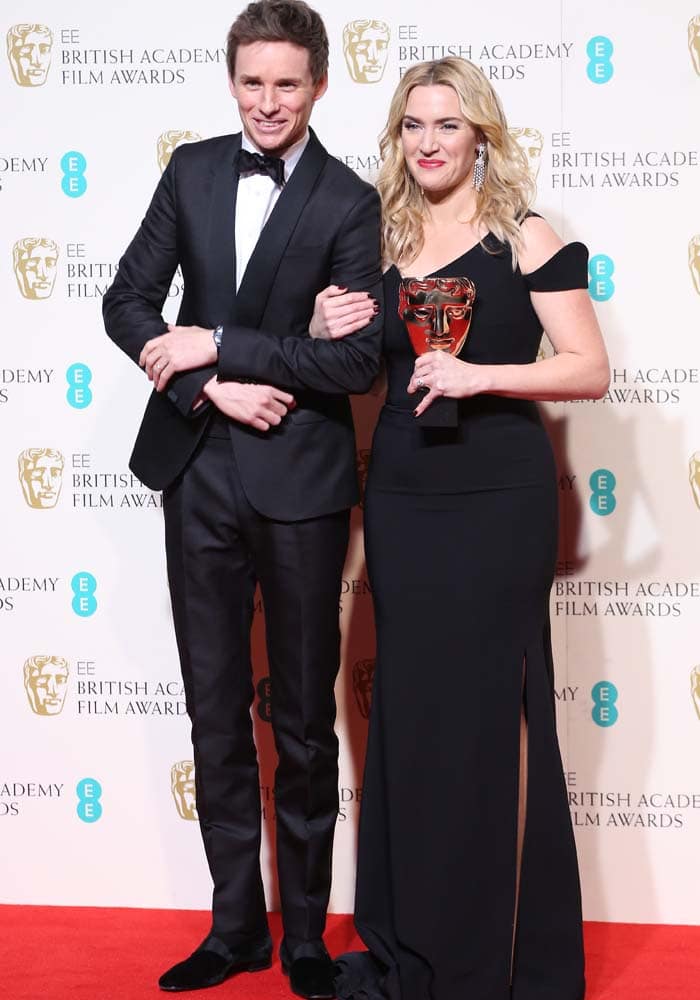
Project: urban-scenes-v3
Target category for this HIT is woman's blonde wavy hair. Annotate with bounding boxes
[377,57,535,269]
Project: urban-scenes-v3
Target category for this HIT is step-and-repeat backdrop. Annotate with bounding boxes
[2,0,699,925]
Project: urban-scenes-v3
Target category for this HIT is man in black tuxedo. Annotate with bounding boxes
[103,3,382,996]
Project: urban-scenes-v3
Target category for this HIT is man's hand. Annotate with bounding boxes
[204,376,295,432]
[139,324,218,391]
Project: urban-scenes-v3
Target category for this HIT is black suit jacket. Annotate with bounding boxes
[103,130,383,520]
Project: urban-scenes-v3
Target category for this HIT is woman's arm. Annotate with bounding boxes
[410,217,610,414]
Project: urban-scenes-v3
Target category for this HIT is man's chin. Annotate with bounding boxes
[248,125,293,154]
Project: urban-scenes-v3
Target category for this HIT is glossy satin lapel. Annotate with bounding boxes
[235,131,328,329]
[206,135,240,324]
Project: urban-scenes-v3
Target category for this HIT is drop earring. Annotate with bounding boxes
[473,142,486,191]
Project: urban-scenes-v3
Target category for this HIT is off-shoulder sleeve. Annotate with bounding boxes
[523,242,589,292]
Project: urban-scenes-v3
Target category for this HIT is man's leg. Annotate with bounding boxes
[251,509,350,959]
[163,436,270,952]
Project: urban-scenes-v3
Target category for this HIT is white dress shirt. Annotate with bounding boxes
[234,131,309,291]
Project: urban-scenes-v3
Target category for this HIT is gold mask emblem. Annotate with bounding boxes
[689,452,700,510]
[510,127,544,180]
[24,656,69,715]
[171,761,198,820]
[352,659,375,719]
[13,238,59,299]
[688,236,700,295]
[689,16,700,75]
[7,24,52,87]
[691,666,700,720]
[18,448,64,509]
[343,20,390,84]
[156,130,201,173]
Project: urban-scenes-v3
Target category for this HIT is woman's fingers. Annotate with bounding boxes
[413,386,441,417]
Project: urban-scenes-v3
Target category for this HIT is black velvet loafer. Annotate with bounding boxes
[158,941,272,992]
[282,954,336,999]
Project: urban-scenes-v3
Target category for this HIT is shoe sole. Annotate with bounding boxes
[159,956,272,992]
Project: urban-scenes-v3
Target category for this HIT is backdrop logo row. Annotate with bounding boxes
[12,235,700,300]
[14,449,700,511]
[4,22,391,88]
[9,21,700,88]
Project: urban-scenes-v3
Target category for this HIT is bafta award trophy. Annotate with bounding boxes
[398,276,476,427]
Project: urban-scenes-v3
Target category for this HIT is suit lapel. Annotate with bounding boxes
[235,129,328,329]
[206,134,241,324]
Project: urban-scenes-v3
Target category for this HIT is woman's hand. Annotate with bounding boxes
[309,285,378,340]
[407,352,489,417]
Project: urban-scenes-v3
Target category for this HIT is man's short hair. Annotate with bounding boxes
[226,0,328,83]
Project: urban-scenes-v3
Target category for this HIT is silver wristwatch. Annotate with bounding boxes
[212,324,223,355]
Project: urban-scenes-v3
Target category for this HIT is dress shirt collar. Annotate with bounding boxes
[240,130,309,183]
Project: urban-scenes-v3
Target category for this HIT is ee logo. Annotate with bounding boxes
[66,363,93,409]
[587,36,614,84]
[71,572,97,617]
[591,681,619,727]
[256,676,271,723]
[77,777,103,823]
[61,151,87,198]
[588,255,615,301]
[589,468,616,516]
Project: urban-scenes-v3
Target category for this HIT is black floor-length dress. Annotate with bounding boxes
[336,234,588,1000]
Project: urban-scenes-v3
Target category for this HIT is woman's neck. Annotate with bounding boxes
[422,180,478,228]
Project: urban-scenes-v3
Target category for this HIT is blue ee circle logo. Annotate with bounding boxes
[587,36,614,84]
[588,255,615,301]
[77,778,103,823]
[66,363,93,409]
[589,468,616,516]
[61,151,87,198]
[591,681,619,727]
[71,572,97,617]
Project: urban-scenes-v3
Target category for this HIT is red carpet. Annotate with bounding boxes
[0,907,698,999]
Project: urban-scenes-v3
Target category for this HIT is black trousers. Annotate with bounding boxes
[163,432,350,954]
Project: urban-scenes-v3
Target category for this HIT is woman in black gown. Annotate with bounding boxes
[310,58,609,1000]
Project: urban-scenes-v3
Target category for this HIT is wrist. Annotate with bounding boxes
[212,324,223,357]
[475,363,496,394]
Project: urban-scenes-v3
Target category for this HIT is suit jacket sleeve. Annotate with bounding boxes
[102,150,216,417]
[216,187,383,394]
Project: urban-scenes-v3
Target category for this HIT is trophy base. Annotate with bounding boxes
[416,395,459,429]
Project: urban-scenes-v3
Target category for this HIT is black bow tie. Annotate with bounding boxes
[235,148,286,187]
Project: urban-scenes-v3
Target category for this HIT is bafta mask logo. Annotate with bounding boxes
[171,761,198,820]
[24,656,69,716]
[689,16,700,75]
[689,236,700,295]
[352,658,375,719]
[689,452,700,509]
[156,130,201,173]
[357,449,371,508]
[13,237,59,299]
[18,448,64,509]
[510,127,544,180]
[7,23,52,87]
[343,20,390,84]
[692,666,700,719]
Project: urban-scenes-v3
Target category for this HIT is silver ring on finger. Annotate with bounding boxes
[416,376,424,387]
